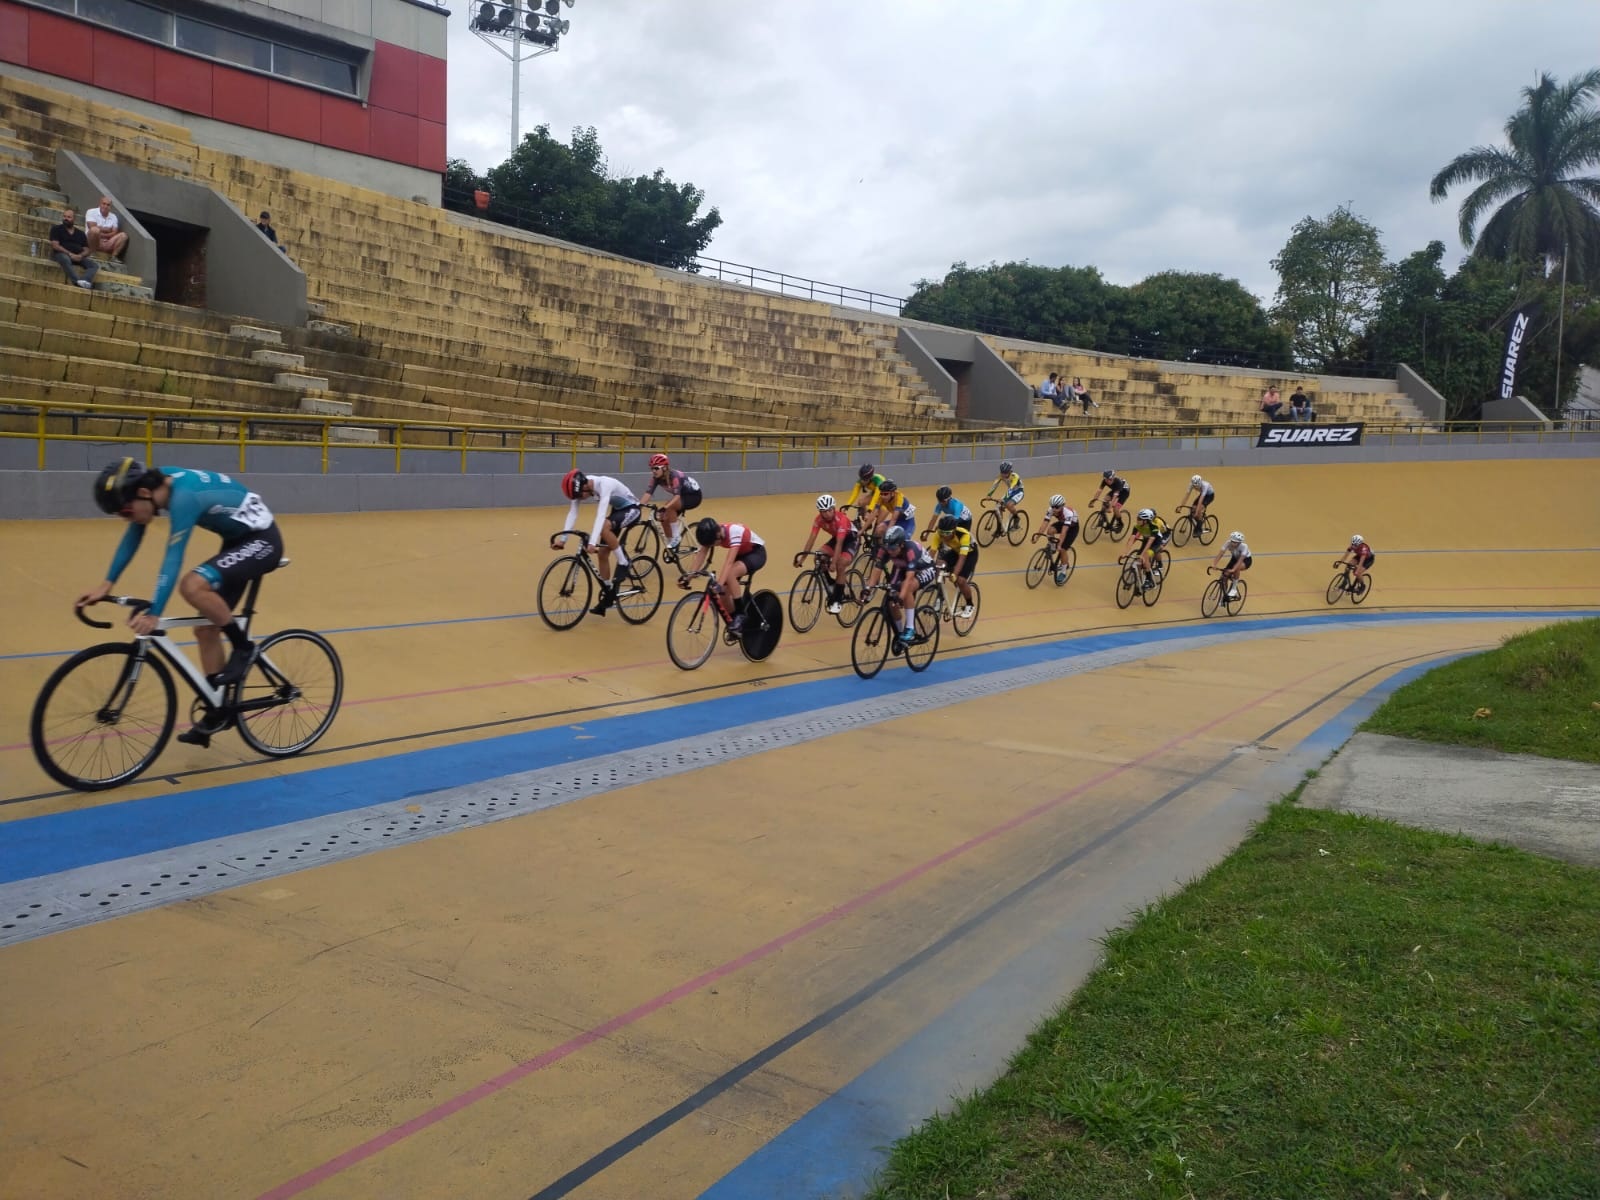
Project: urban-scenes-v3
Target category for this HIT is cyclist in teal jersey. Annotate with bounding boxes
[77,459,285,703]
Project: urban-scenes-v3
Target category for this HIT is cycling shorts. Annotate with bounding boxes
[196,524,284,609]
[938,546,977,579]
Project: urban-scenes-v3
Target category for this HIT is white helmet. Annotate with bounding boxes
[816,494,836,512]
[1191,474,1203,487]
[1229,531,1244,544]
[1049,494,1065,508]
[1350,534,1364,546]
[1137,507,1155,522]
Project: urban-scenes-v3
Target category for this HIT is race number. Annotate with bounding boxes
[234,492,275,530]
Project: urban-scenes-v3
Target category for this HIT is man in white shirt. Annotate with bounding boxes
[85,197,129,263]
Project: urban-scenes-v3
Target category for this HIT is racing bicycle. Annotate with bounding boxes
[1115,546,1172,610]
[1326,561,1373,605]
[787,549,865,632]
[975,497,1029,548]
[537,532,664,630]
[666,569,782,670]
[1025,532,1077,589]
[1171,503,1219,548]
[1200,565,1249,617]
[850,578,939,679]
[1081,500,1131,545]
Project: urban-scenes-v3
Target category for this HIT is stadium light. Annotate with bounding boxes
[466,0,577,153]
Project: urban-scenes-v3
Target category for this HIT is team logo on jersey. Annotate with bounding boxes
[1256,423,1364,447]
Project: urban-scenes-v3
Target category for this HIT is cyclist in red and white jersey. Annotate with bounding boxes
[640,452,702,556]
[678,516,768,633]
[1338,534,1375,586]
[794,494,857,614]
[553,468,638,616]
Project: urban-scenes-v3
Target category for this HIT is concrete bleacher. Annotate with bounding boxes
[0,76,954,437]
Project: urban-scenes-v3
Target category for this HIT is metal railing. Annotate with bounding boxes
[2,399,1591,477]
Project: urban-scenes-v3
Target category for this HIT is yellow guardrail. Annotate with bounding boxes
[0,398,1587,475]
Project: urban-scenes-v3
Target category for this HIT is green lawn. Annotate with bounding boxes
[1363,618,1600,764]
[865,799,1600,1200]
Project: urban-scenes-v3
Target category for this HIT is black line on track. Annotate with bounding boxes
[521,646,1460,1199]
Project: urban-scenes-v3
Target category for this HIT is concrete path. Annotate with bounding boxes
[1301,732,1600,867]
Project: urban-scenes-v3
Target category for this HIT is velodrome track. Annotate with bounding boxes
[0,458,1596,1199]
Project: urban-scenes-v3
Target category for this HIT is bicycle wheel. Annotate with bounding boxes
[1006,509,1029,546]
[1326,572,1348,606]
[538,555,592,630]
[1351,573,1372,605]
[851,608,893,680]
[623,519,660,563]
[1025,547,1051,589]
[788,568,825,634]
[615,556,664,625]
[739,591,783,662]
[1109,510,1130,541]
[30,643,176,791]
[952,580,981,637]
[1225,578,1248,616]
[1201,578,1224,618]
[667,590,720,671]
[975,509,1000,548]
[1141,563,1164,607]
[1054,545,1077,586]
[905,602,941,672]
[1171,515,1193,548]
[837,564,869,628]
[1115,564,1138,609]
[1199,514,1219,546]
[1156,548,1173,579]
[1082,513,1104,545]
[235,629,343,757]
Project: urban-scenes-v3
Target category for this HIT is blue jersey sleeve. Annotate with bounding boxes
[105,521,145,584]
[149,486,203,616]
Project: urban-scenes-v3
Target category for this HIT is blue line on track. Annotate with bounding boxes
[4,609,1592,886]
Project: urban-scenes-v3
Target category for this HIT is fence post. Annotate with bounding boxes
[35,405,46,469]
[144,413,153,464]
[238,417,247,472]
[322,420,331,475]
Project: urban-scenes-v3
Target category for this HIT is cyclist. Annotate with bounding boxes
[879,525,939,644]
[1092,468,1131,529]
[794,494,857,614]
[1034,493,1080,585]
[78,459,284,730]
[985,460,1024,535]
[871,479,917,542]
[1129,506,1171,592]
[927,513,979,619]
[1337,534,1375,589]
[678,516,767,634]
[924,485,972,538]
[843,462,886,529]
[1212,530,1252,599]
[1180,473,1215,524]
[554,468,639,616]
[640,452,702,558]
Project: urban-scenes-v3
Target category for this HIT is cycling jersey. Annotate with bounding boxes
[1191,478,1213,497]
[105,467,277,616]
[987,472,1023,498]
[844,473,885,512]
[1101,475,1128,493]
[931,497,971,527]
[812,508,854,544]
[1351,543,1374,564]
[716,523,766,557]
[928,523,974,556]
[1134,515,1171,543]
[643,468,701,502]
[877,494,916,533]
[1226,539,1252,561]
[1048,504,1079,526]
[565,475,638,546]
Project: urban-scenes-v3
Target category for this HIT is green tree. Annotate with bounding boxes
[443,157,486,201]
[901,261,1117,347]
[1363,240,1450,376]
[1429,69,1600,285]
[1270,205,1388,371]
[1110,270,1290,368]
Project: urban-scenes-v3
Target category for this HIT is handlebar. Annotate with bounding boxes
[75,596,152,629]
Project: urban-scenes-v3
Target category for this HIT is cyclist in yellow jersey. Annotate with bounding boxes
[1130,506,1171,592]
[985,460,1024,536]
[843,462,885,527]
[927,513,979,617]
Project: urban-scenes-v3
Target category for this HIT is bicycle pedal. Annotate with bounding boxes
[175,727,213,749]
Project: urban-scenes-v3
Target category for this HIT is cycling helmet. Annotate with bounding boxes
[1137,507,1155,522]
[93,456,148,514]
[1229,531,1244,544]
[1102,469,1115,480]
[1350,534,1364,546]
[935,485,952,503]
[999,460,1013,474]
[1049,494,1065,508]
[694,517,721,546]
[649,452,670,470]
[883,526,909,550]
[816,494,836,512]
[1191,474,1203,487]
[858,462,875,481]
[937,514,958,533]
[560,468,588,500]
[879,478,897,494]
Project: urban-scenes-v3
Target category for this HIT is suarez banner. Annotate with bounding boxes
[1256,423,1364,447]
[1497,302,1541,400]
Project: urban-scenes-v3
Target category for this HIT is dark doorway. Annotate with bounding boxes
[131,211,208,307]
[937,358,972,420]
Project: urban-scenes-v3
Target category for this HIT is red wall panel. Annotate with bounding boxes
[368,40,418,117]
[29,9,94,83]
[92,27,155,101]
[417,117,444,173]
[0,2,29,65]
[320,94,369,156]
[152,49,212,114]
[416,51,445,125]
[368,106,416,165]
[267,77,320,141]
[211,69,270,131]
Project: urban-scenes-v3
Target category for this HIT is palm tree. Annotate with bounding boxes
[1429,69,1600,283]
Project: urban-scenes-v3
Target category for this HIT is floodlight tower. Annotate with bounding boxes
[468,0,576,154]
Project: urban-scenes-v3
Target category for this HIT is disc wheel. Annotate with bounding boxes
[951,580,980,637]
[29,643,176,791]
[537,555,593,630]
[235,629,344,757]
[1199,514,1219,546]
[1005,509,1029,546]
[851,608,892,680]
[1115,563,1139,610]
[1201,578,1224,618]
[615,556,664,625]
[975,509,1000,548]
[1025,547,1051,589]
[738,591,783,662]
[667,590,721,671]
[905,603,941,672]
[788,568,824,634]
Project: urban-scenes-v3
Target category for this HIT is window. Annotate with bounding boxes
[273,44,358,94]
[81,0,170,41]
[176,18,271,73]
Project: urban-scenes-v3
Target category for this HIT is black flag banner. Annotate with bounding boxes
[1498,301,1542,400]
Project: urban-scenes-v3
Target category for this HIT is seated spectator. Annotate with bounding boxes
[84,196,129,263]
[1072,378,1098,412]
[255,210,287,253]
[1038,372,1067,412]
[1260,384,1286,421]
[1290,387,1315,422]
[48,207,99,290]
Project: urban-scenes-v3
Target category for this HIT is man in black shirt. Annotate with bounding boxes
[49,208,99,289]
[256,210,286,252]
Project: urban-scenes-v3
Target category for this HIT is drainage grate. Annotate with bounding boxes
[0,623,1322,947]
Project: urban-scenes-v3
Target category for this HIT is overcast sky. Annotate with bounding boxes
[444,1,1600,305]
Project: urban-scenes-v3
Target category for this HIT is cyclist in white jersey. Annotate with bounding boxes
[1212,531,1252,598]
[1181,474,1216,524]
[555,468,639,616]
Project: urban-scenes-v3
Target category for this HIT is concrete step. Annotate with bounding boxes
[18,183,68,207]
[274,371,331,390]
[250,348,306,370]
[96,278,154,300]
[305,318,354,337]
[329,424,380,442]
[0,162,51,184]
[298,396,355,417]
[230,324,283,345]
[0,143,33,165]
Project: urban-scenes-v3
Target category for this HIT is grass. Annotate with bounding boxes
[1363,618,1600,764]
[865,797,1600,1200]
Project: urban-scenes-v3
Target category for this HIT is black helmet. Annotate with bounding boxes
[999,460,1013,474]
[1102,469,1115,479]
[93,457,147,514]
[694,516,721,546]
[857,462,875,481]
[935,485,952,503]
[883,526,908,549]
[937,514,957,533]
[879,478,897,493]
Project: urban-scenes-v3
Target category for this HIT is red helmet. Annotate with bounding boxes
[561,468,588,500]
[649,452,670,469]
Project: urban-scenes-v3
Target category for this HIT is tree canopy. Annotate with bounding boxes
[1269,205,1387,372]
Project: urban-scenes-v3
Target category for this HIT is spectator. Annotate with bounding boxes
[84,196,129,263]
[1038,372,1067,413]
[48,207,99,290]
[256,210,286,253]
[1072,378,1098,413]
[1260,384,1285,421]
[1290,387,1315,422]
